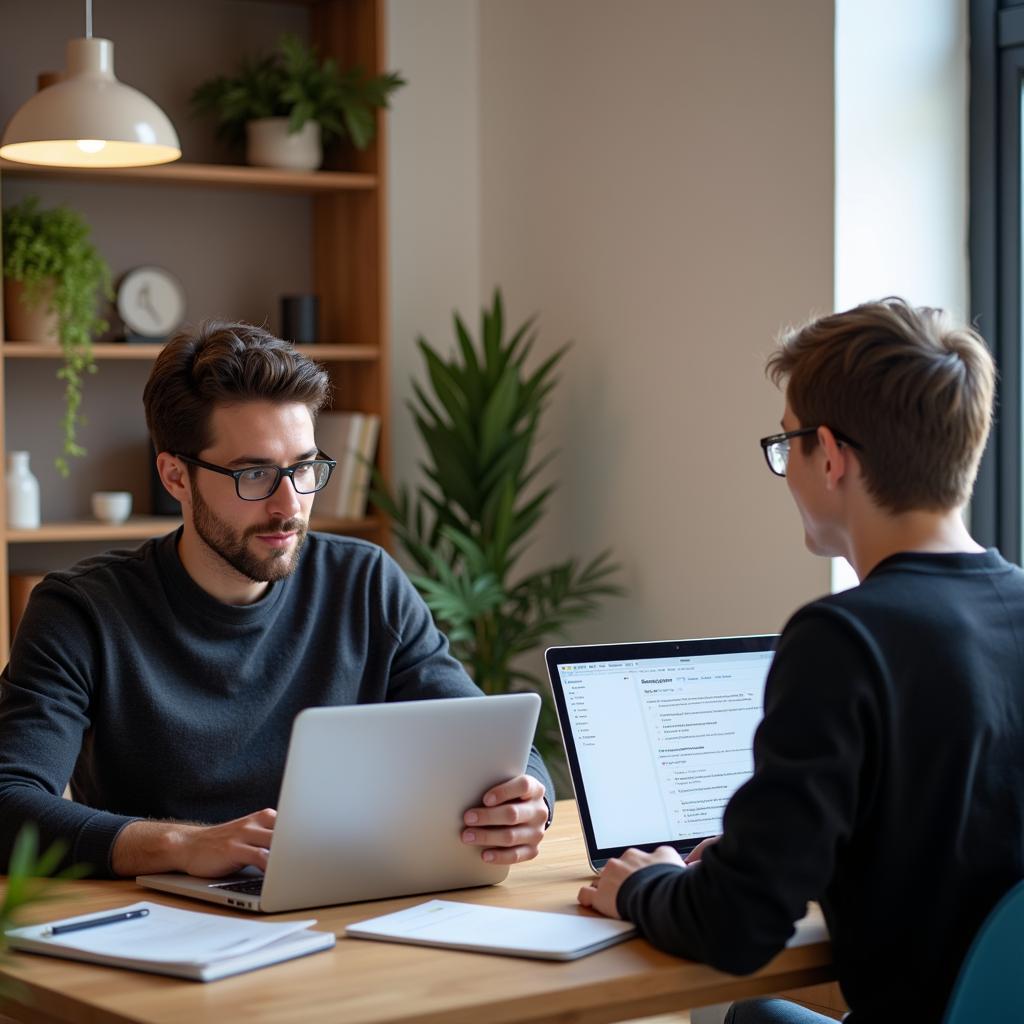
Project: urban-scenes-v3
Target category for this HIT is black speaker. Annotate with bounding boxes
[281,294,320,344]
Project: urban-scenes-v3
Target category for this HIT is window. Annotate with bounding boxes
[970,0,1024,562]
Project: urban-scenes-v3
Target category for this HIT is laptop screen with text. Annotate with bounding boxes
[546,636,776,866]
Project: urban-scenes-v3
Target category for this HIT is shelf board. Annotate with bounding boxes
[7,517,182,543]
[0,160,377,195]
[2,343,381,361]
[6,515,381,544]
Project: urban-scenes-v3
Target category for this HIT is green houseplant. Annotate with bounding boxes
[373,291,624,792]
[2,197,112,477]
[0,825,86,1001]
[191,34,404,170]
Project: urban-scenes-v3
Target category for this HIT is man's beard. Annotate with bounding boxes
[190,482,308,583]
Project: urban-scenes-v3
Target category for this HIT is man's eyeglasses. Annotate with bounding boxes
[759,427,863,478]
[173,451,337,501]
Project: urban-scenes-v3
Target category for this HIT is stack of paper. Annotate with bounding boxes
[5,901,335,982]
[315,411,382,519]
[346,899,636,960]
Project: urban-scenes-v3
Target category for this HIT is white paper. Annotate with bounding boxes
[347,899,635,958]
[786,905,830,948]
[8,901,318,965]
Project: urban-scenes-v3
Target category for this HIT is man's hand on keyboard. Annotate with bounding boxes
[112,808,277,877]
[577,846,686,919]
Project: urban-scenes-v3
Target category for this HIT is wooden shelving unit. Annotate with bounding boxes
[2,343,382,361]
[6,515,380,544]
[0,0,391,660]
[0,160,377,194]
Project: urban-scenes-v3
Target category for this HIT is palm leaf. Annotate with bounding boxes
[376,291,625,794]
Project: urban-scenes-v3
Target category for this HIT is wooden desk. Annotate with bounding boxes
[0,802,834,1024]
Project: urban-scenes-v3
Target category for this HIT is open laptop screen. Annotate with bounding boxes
[546,635,777,868]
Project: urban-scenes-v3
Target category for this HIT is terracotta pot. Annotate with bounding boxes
[246,117,322,172]
[4,278,58,344]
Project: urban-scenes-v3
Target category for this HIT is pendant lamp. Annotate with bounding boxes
[0,0,180,168]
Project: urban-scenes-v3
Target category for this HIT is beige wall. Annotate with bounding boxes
[387,0,482,495]
[387,0,834,642]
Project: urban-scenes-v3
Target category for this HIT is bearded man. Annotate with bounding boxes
[0,323,552,878]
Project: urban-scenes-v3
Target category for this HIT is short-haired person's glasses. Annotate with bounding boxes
[759,428,863,478]
[173,451,337,500]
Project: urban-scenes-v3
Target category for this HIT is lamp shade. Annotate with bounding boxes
[0,37,180,168]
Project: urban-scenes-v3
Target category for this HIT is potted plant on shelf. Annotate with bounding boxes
[2,197,112,477]
[372,291,625,793]
[191,34,405,171]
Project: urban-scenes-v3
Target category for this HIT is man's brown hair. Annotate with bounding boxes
[766,298,996,513]
[143,322,331,456]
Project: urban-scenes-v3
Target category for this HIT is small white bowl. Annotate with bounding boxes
[91,491,133,524]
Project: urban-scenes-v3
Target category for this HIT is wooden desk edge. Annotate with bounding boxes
[0,800,835,1024]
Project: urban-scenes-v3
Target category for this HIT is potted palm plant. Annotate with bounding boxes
[2,197,112,476]
[191,34,405,171]
[373,291,624,792]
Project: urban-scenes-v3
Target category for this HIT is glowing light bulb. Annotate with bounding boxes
[76,139,106,154]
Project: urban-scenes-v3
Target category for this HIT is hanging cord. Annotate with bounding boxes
[85,0,92,38]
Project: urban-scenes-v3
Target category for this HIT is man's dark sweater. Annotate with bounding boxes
[0,530,552,876]
[618,550,1024,1023]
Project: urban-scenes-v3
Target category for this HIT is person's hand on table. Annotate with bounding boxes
[577,845,686,919]
[461,774,549,864]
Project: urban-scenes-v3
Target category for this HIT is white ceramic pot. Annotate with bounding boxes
[91,490,133,524]
[246,117,322,172]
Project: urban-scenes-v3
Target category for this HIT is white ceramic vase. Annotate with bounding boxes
[245,117,322,172]
[6,451,40,529]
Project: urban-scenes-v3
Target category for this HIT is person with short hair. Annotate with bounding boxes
[579,298,1024,1023]
[0,322,552,879]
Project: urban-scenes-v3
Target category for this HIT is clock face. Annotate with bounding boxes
[117,266,186,339]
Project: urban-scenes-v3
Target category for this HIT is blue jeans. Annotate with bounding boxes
[725,999,834,1024]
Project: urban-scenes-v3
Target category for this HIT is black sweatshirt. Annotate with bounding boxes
[618,550,1024,1024]
[0,530,552,875]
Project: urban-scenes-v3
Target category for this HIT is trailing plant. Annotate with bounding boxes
[373,291,624,793]
[2,197,112,476]
[191,34,405,150]
[1,824,87,1000]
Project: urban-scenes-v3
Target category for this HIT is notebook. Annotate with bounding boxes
[346,899,637,960]
[137,693,542,912]
[4,901,335,981]
[545,635,777,869]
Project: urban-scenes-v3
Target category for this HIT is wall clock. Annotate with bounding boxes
[117,266,186,342]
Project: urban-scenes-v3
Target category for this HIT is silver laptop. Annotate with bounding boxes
[137,693,541,913]
[545,635,776,870]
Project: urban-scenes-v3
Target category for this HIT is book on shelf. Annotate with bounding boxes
[5,901,335,982]
[345,414,382,519]
[315,410,381,519]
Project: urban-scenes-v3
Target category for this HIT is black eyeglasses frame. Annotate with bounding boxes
[172,451,337,500]
[759,427,863,478]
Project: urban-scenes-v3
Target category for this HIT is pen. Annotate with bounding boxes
[45,908,150,936]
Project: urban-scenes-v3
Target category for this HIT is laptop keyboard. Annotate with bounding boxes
[215,878,264,896]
